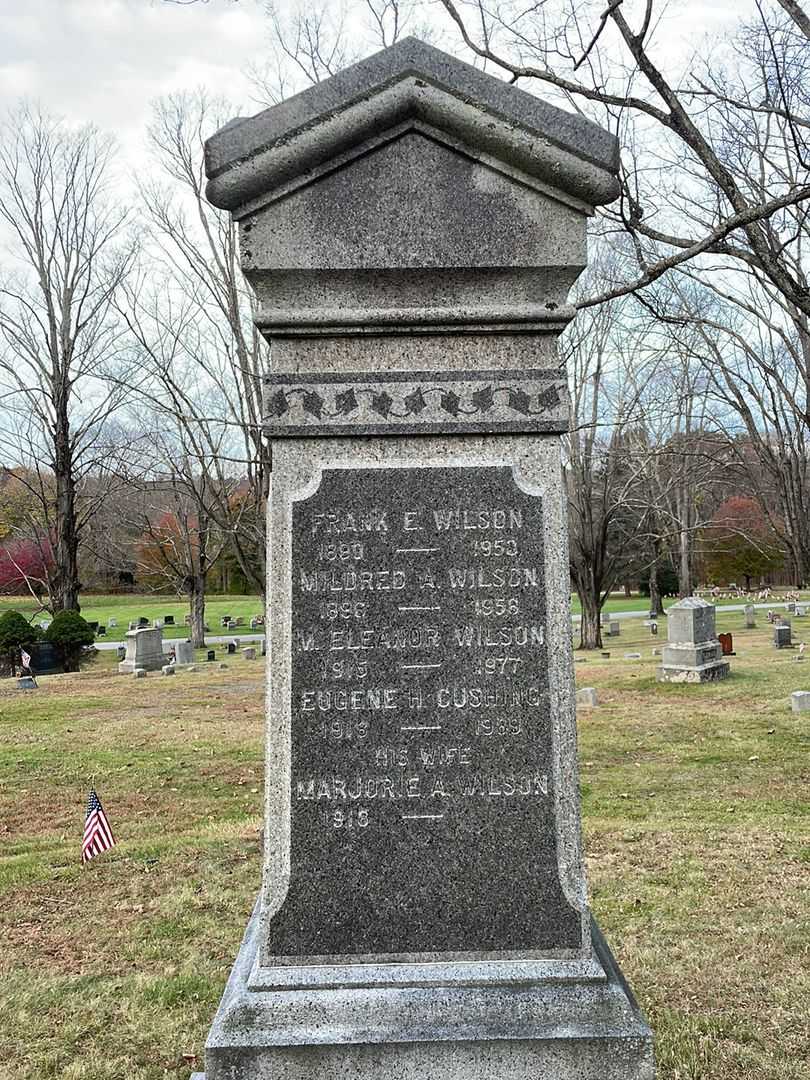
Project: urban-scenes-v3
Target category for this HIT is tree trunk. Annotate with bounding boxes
[576,578,603,650]
[51,404,81,611]
[189,576,206,649]
[648,567,662,617]
[623,582,632,598]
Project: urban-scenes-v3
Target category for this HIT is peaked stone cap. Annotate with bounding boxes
[205,36,620,215]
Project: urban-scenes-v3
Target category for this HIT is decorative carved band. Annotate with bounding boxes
[263,369,569,437]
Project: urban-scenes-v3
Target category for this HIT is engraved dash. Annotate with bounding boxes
[400,662,443,670]
[398,605,441,612]
[400,724,442,732]
[395,547,439,554]
[401,813,445,821]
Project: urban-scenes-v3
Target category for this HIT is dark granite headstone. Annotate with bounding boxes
[165,614,175,626]
[207,650,216,662]
[718,632,733,656]
[266,465,578,962]
[26,641,63,675]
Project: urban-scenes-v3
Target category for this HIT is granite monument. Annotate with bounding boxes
[195,37,653,1080]
[657,597,730,683]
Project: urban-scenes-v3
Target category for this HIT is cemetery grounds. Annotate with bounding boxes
[0,608,808,1079]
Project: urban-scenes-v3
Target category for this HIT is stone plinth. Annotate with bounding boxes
[775,625,792,648]
[198,35,652,1080]
[118,627,164,673]
[658,598,730,683]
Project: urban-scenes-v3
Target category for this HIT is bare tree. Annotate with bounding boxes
[0,104,136,611]
[436,0,810,315]
[138,90,270,595]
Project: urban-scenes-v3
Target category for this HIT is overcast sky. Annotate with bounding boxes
[0,0,748,167]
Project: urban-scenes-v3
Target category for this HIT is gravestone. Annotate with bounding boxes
[97,625,106,636]
[787,602,796,613]
[650,621,658,636]
[165,614,175,625]
[175,640,195,666]
[196,37,652,1080]
[744,604,756,629]
[718,632,734,656]
[116,645,126,662]
[774,625,792,649]
[227,641,237,655]
[108,617,117,628]
[206,650,216,662]
[118,627,165,673]
[791,690,810,712]
[658,597,730,683]
[796,604,806,617]
[608,620,621,637]
[137,616,149,628]
[25,641,63,676]
[242,647,256,660]
[576,687,598,707]
[17,675,37,690]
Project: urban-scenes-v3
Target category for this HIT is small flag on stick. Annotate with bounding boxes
[20,648,31,670]
[82,789,116,864]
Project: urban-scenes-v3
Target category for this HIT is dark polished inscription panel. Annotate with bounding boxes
[265,466,580,962]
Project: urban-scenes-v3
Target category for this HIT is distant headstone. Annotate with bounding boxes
[164,614,175,626]
[97,625,106,636]
[787,602,796,614]
[133,668,147,679]
[658,597,730,683]
[242,647,256,660]
[108,617,117,628]
[624,652,641,659]
[791,690,810,712]
[17,675,37,690]
[227,641,237,655]
[206,649,216,662]
[138,617,149,628]
[774,625,792,649]
[600,611,610,625]
[221,615,232,626]
[796,605,807,617]
[744,604,756,629]
[718,632,734,656]
[25,641,63,675]
[250,617,259,630]
[116,645,126,661]
[608,620,620,637]
[174,641,195,666]
[576,687,598,707]
[119,627,165,674]
[650,621,658,636]
[601,651,611,658]
[161,664,175,676]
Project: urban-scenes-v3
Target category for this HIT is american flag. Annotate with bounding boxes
[20,648,31,669]
[82,789,116,864]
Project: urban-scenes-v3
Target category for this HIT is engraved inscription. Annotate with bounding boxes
[264,466,581,962]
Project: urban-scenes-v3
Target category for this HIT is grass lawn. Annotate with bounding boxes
[1,589,806,644]
[1,611,808,1078]
[0,594,266,642]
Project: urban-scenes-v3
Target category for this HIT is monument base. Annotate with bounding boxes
[657,660,730,683]
[194,904,654,1080]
